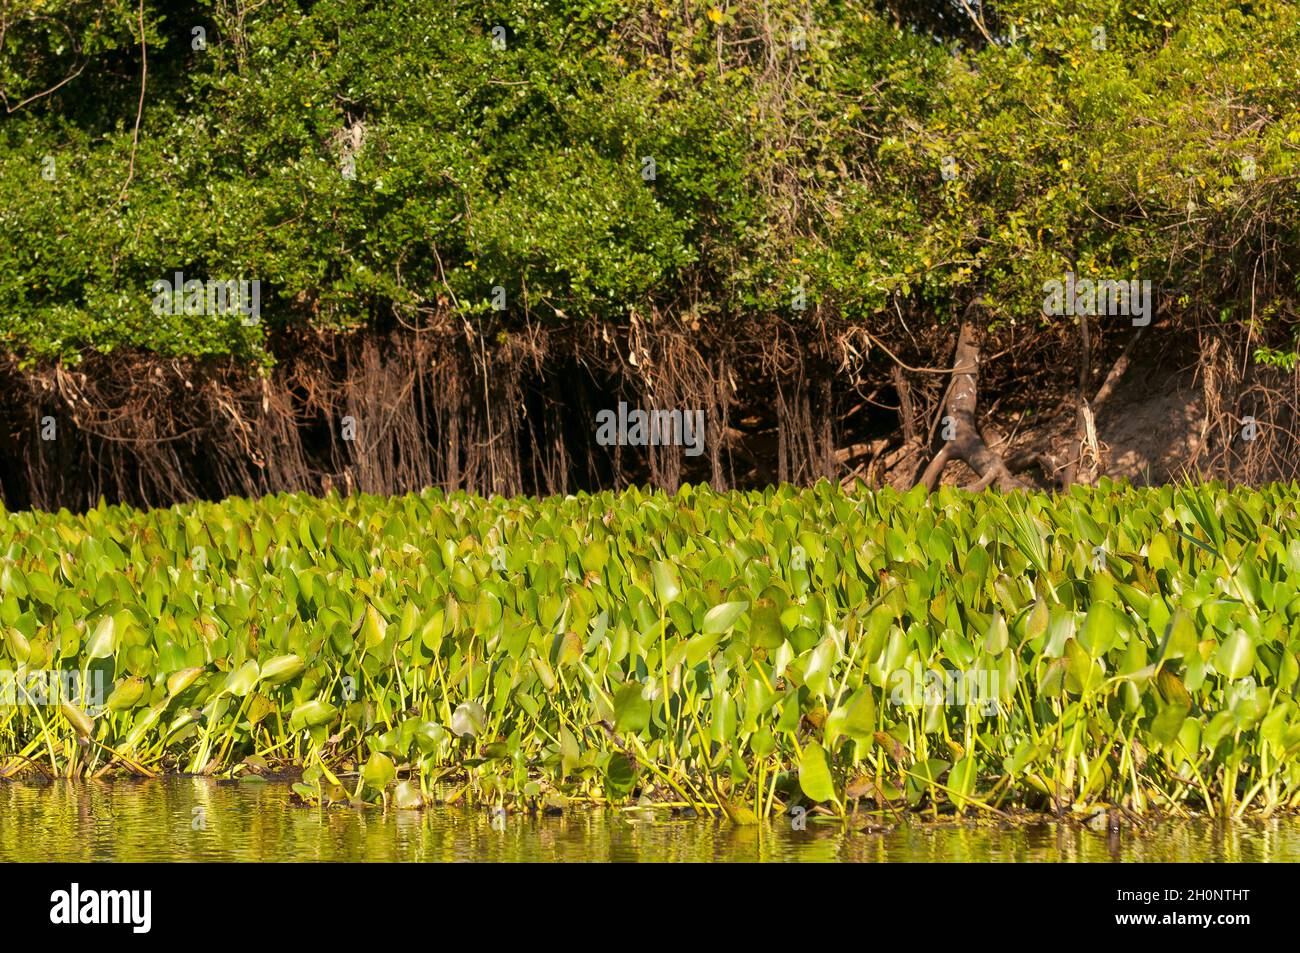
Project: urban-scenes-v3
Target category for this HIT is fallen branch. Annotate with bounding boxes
[1005,448,1062,484]
[1092,326,1146,415]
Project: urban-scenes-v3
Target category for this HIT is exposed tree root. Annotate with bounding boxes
[0,312,846,509]
[0,309,1294,511]
[916,318,1029,493]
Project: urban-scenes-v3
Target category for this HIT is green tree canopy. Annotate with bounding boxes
[0,0,1295,365]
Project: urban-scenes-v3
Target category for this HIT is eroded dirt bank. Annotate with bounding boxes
[0,315,1293,511]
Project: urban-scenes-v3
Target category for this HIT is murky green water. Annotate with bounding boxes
[4,778,1299,861]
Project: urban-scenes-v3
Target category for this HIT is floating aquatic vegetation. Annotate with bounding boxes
[1,479,1299,820]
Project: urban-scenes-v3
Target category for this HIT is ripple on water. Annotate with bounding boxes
[3,778,1299,862]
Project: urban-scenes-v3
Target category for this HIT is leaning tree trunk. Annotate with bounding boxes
[917,315,1028,492]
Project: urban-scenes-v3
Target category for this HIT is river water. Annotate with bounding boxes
[3,778,1299,862]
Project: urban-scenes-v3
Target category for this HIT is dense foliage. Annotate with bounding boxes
[0,0,1296,364]
[3,480,1300,817]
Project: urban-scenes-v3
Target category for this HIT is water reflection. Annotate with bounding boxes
[2,778,1297,862]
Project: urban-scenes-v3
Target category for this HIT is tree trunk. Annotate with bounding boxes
[917,317,1027,492]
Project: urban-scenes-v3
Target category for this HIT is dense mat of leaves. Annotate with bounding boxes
[3,480,1300,817]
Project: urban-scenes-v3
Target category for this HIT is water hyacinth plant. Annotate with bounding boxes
[1,480,1299,821]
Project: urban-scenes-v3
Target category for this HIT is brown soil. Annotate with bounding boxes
[1096,366,1205,485]
[880,346,1217,491]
